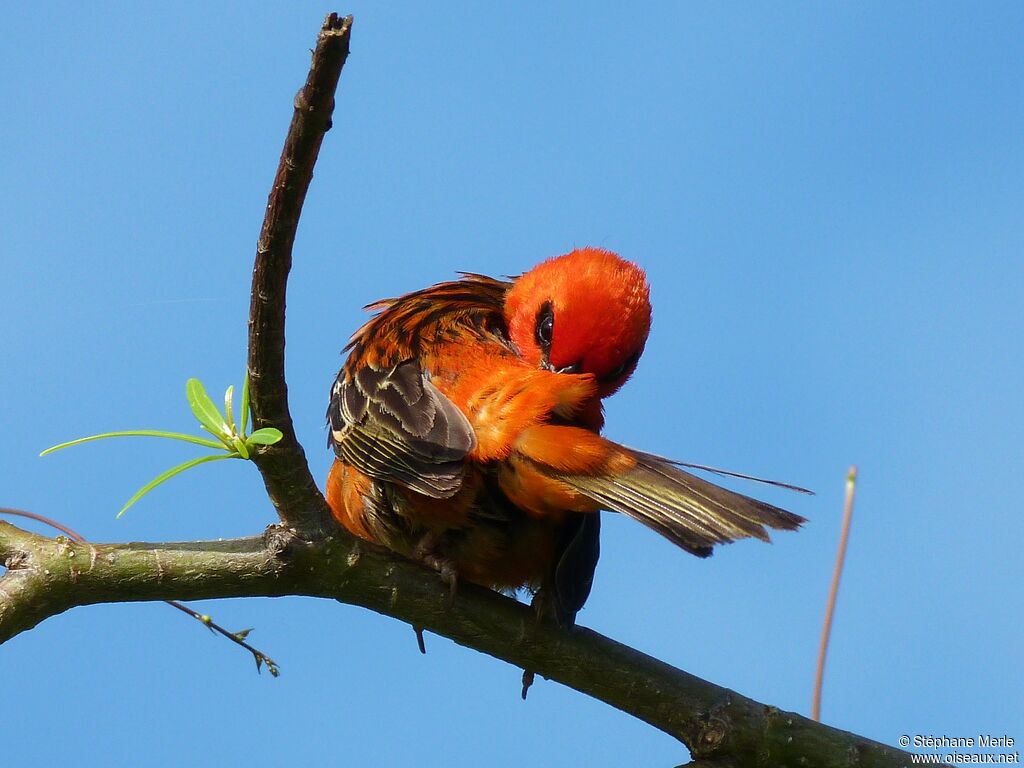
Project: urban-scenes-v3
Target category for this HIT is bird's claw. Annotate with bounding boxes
[413,537,460,609]
[521,669,536,700]
[436,560,459,608]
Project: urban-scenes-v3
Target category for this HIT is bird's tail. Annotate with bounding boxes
[558,449,806,557]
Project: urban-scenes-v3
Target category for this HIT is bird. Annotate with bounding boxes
[325,247,805,626]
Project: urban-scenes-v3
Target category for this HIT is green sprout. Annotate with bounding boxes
[40,375,282,517]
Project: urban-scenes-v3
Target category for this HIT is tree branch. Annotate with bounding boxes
[247,12,352,535]
[0,519,915,766]
[0,12,927,767]
[0,522,273,641]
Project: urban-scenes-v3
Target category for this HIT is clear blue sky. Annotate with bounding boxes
[4,3,1021,765]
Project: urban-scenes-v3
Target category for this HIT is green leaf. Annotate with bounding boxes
[116,453,238,518]
[240,372,250,437]
[231,436,250,460]
[41,430,226,456]
[246,428,283,446]
[186,378,230,443]
[224,384,236,434]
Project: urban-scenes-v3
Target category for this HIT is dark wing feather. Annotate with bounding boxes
[559,452,805,556]
[342,274,511,374]
[550,511,601,627]
[328,361,476,499]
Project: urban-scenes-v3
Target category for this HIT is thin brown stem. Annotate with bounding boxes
[0,507,85,541]
[164,600,280,677]
[812,465,858,722]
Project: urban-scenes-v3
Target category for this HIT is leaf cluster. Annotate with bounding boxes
[41,376,282,516]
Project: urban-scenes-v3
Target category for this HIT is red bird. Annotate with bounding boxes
[326,248,804,624]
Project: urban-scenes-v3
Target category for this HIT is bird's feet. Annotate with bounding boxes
[424,554,459,608]
[412,534,459,608]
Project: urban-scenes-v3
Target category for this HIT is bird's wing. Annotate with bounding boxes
[560,451,805,557]
[327,361,476,499]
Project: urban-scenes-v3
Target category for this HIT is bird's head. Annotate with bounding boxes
[505,248,651,398]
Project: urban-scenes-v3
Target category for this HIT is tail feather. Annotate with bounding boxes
[631,449,814,495]
[560,452,805,556]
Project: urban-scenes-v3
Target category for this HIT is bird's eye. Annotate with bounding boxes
[535,301,554,352]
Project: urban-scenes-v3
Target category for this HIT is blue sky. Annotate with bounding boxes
[3,3,1022,765]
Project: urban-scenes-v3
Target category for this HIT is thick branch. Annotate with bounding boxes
[0,520,916,767]
[246,12,352,534]
[0,522,274,641]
